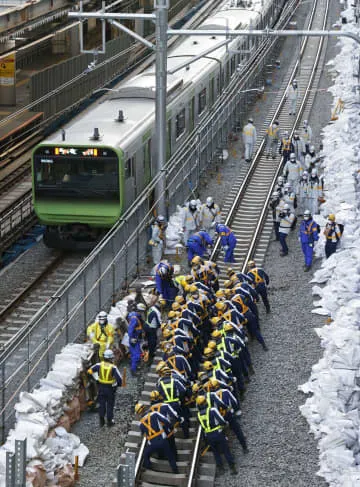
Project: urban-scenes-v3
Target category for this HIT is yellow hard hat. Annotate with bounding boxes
[175,295,185,304]
[209,378,220,390]
[159,298,167,307]
[328,213,336,222]
[189,285,198,293]
[172,302,181,311]
[192,382,201,393]
[224,289,233,298]
[184,275,194,283]
[226,267,235,277]
[135,402,146,415]
[210,316,221,326]
[150,390,162,402]
[211,329,222,339]
[156,360,167,373]
[230,274,239,283]
[196,396,207,407]
[191,256,203,266]
[224,280,232,289]
[247,260,256,269]
[168,310,177,319]
[198,371,208,381]
[215,302,226,311]
[203,360,214,371]
[162,328,173,339]
[215,290,225,299]
[207,340,217,350]
[223,322,234,332]
[184,284,191,293]
[203,347,214,357]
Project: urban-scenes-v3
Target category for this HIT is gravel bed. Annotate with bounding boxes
[72,0,338,484]
[3,0,340,484]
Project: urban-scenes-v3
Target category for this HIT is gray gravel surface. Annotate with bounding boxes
[6,0,340,484]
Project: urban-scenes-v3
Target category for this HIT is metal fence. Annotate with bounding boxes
[29,0,189,118]
[0,29,283,442]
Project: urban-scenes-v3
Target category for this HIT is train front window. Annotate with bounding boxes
[33,147,119,201]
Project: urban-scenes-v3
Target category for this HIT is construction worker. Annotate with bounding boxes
[157,364,190,438]
[292,131,306,166]
[87,311,114,360]
[301,120,313,153]
[135,402,179,473]
[149,215,167,265]
[324,214,342,258]
[298,171,310,215]
[286,79,298,115]
[149,391,179,459]
[155,261,178,306]
[196,396,237,475]
[279,131,294,163]
[128,304,145,376]
[87,349,122,427]
[307,169,322,215]
[270,191,281,241]
[242,118,257,162]
[299,210,319,271]
[210,379,248,453]
[182,200,201,244]
[278,204,295,256]
[200,197,221,237]
[283,153,301,195]
[144,296,161,361]
[186,231,213,265]
[214,223,237,263]
[247,260,271,313]
[265,120,280,159]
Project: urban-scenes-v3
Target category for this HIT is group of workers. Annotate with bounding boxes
[132,256,271,474]
[150,198,238,267]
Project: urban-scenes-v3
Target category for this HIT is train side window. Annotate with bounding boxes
[125,156,135,178]
[216,74,220,94]
[198,88,206,115]
[167,119,172,158]
[189,96,195,131]
[143,139,152,183]
[176,108,186,139]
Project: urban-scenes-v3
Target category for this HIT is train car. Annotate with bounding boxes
[32,0,283,248]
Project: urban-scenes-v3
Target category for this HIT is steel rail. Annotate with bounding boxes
[210,0,325,262]
[242,0,330,270]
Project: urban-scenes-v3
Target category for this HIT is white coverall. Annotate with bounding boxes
[286,85,298,115]
[151,222,165,265]
[292,136,306,167]
[242,123,257,161]
[200,204,221,237]
[283,191,297,214]
[298,179,310,215]
[307,177,322,215]
[283,160,301,194]
[301,125,313,152]
[182,206,201,244]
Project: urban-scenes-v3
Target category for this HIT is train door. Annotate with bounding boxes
[124,155,136,205]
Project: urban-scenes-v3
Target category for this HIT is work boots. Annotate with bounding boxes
[99,416,105,427]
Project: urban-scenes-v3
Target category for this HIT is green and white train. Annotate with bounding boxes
[32,0,283,248]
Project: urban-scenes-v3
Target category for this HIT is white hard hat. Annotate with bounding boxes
[284,131,289,137]
[137,303,146,312]
[271,192,279,198]
[206,197,214,207]
[98,311,107,323]
[289,153,296,161]
[278,176,284,183]
[104,349,114,360]
[284,182,292,189]
[311,168,317,176]
[157,215,166,224]
[310,145,315,152]
[304,209,312,217]
[189,200,197,208]
[303,120,308,127]
[248,118,254,124]
[283,204,290,210]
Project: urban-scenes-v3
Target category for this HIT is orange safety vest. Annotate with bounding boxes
[140,413,165,440]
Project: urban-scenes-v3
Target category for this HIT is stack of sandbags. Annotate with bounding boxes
[0,343,91,487]
[165,205,187,252]
[300,7,360,485]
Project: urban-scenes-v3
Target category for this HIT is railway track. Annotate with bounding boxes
[0,0,226,260]
[121,0,330,484]
[0,252,85,350]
